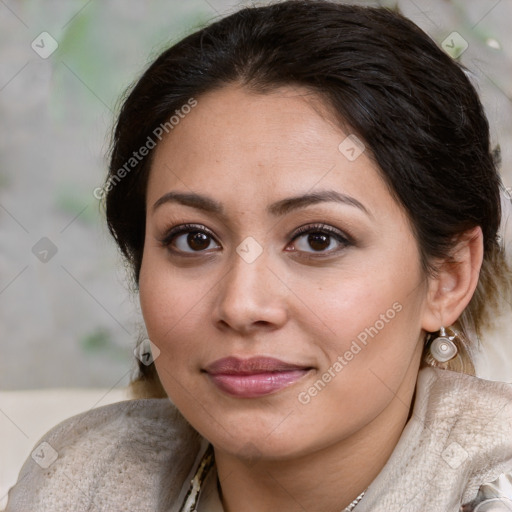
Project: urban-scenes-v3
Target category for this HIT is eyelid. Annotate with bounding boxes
[289,223,353,244]
[159,221,354,257]
[159,223,220,248]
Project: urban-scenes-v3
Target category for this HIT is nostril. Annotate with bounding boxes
[254,320,271,327]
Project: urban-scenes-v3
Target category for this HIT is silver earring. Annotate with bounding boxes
[429,326,458,363]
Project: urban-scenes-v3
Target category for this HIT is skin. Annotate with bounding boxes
[138,84,483,512]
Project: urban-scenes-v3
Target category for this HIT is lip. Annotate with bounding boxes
[204,357,312,398]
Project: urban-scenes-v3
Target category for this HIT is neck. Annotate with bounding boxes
[214,363,419,512]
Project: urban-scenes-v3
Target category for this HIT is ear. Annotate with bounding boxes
[421,226,484,333]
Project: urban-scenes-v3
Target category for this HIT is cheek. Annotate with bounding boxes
[138,249,205,356]
[289,248,425,405]
[289,290,423,441]
[289,261,415,354]
[138,251,210,406]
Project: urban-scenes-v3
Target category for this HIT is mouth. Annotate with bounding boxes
[203,356,313,398]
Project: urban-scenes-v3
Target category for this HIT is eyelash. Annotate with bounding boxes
[159,222,353,258]
[288,224,352,256]
[159,223,217,252]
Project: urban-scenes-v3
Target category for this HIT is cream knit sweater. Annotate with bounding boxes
[5,367,512,512]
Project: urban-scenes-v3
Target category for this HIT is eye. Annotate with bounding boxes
[286,223,351,255]
[160,224,220,254]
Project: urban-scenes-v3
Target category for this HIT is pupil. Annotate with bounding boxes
[188,232,210,250]
[308,233,329,251]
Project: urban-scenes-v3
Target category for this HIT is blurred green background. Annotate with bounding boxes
[1,0,511,391]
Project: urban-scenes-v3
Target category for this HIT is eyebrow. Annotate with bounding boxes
[152,190,371,218]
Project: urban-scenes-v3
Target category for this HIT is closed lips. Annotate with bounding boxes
[204,357,313,398]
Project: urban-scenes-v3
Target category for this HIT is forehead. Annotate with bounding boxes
[152,85,341,167]
[146,84,400,223]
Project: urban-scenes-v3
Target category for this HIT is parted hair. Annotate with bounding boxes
[104,0,512,397]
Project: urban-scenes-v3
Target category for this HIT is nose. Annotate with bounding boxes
[212,249,289,335]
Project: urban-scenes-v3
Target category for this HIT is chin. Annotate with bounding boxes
[216,433,307,463]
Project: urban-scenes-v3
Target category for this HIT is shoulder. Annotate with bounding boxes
[418,366,512,432]
[421,368,512,509]
[5,398,202,512]
[358,367,512,511]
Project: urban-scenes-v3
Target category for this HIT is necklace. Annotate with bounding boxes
[179,443,367,512]
[344,490,366,511]
[179,444,215,512]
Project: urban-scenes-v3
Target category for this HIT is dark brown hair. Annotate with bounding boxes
[104,0,511,396]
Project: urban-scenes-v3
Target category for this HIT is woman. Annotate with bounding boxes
[6,1,512,511]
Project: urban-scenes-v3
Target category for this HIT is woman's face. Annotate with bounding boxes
[139,84,430,460]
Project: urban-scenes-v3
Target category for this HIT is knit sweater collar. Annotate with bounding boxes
[358,367,512,511]
[188,367,512,512]
[7,367,511,512]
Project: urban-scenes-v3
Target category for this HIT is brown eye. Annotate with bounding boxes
[187,231,211,251]
[161,224,221,254]
[288,224,352,255]
[306,233,331,251]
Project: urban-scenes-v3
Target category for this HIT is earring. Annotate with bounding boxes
[428,326,458,363]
